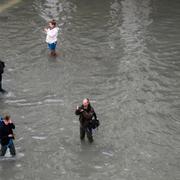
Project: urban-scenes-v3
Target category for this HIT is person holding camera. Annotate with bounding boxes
[75,98,98,143]
[44,19,59,57]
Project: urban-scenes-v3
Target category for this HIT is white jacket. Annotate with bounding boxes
[46,27,59,44]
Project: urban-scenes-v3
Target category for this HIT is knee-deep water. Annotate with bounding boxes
[0,0,179,180]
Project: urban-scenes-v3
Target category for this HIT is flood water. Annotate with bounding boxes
[0,0,179,179]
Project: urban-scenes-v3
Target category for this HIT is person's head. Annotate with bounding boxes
[49,19,56,28]
[82,98,90,108]
[4,114,10,122]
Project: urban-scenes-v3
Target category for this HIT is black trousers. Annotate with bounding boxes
[0,139,16,156]
[80,126,93,143]
[0,75,2,89]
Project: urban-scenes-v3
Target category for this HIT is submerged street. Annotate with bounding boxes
[0,0,179,180]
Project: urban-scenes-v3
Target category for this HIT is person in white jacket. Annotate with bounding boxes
[44,20,59,56]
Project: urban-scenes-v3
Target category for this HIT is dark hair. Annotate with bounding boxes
[4,114,10,121]
[49,19,56,27]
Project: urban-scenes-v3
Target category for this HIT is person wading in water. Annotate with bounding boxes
[0,114,16,156]
[75,98,97,143]
[44,19,59,57]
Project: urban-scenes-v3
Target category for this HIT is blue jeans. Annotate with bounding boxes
[48,42,57,50]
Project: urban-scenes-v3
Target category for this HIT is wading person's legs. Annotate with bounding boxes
[86,127,93,143]
[0,145,7,156]
[80,127,85,140]
[9,143,16,156]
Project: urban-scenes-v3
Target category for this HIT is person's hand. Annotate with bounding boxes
[9,119,12,124]
[77,106,83,112]
[44,28,48,32]
[8,134,13,137]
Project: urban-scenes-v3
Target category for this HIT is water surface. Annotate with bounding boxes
[0,0,179,179]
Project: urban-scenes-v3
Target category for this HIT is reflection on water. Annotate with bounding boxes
[120,0,152,54]
[33,0,76,22]
[0,0,179,180]
[0,0,22,13]
[33,0,62,21]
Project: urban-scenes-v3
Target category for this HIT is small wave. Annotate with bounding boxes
[5,99,27,104]
[5,92,16,98]
[16,164,22,168]
[22,89,31,92]
[16,137,24,142]
[5,98,63,107]
[94,165,103,169]
[32,136,47,140]
[44,99,64,103]
[102,151,114,157]
[7,68,15,72]
[0,0,22,13]
[16,101,43,106]
[72,120,78,124]
[18,153,25,158]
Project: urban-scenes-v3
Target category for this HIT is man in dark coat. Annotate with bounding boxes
[75,98,97,143]
[0,60,6,93]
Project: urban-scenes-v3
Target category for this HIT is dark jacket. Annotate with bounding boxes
[0,61,5,82]
[0,61,5,75]
[75,104,97,127]
[0,121,15,145]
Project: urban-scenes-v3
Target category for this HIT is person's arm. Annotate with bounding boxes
[7,120,15,138]
[75,106,83,115]
[92,108,97,120]
[9,120,15,129]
